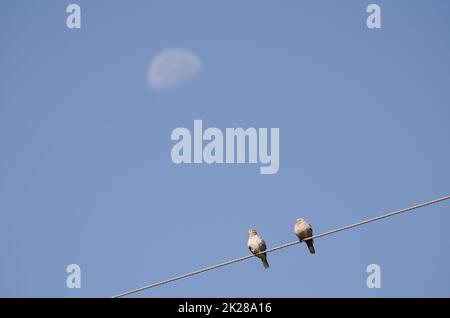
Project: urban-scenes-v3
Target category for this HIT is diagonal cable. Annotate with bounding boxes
[112,195,450,298]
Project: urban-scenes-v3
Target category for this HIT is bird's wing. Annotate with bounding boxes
[260,239,267,251]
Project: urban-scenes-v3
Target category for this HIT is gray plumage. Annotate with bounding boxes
[247,228,270,268]
[294,218,316,254]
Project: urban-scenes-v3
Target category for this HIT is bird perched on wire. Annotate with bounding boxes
[247,228,270,269]
[294,218,316,254]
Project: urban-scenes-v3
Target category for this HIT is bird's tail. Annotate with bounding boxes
[261,255,270,269]
[306,241,316,254]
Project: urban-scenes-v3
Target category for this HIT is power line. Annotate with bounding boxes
[111,194,450,298]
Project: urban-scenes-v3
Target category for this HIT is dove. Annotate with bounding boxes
[294,218,316,254]
[247,228,270,269]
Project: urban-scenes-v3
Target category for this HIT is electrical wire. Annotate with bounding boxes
[111,194,450,298]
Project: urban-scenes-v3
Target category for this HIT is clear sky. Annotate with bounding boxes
[1,1,449,297]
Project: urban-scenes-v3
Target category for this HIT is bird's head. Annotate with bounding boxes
[248,228,257,236]
[296,218,305,223]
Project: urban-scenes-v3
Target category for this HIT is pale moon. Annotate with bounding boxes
[148,48,203,90]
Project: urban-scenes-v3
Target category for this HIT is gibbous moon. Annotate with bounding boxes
[148,48,203,90]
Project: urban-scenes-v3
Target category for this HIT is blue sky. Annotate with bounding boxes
[1,1,449,297]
